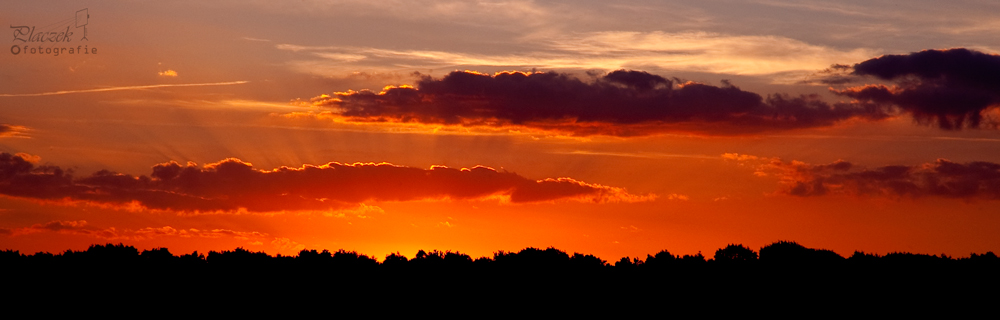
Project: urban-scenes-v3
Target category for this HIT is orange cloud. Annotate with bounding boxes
[271,237,305,251]
[0,153,649,213]
[158,70,178,77]
[0,124,29,138]
[132,226,268,241]
[721,153,761,161]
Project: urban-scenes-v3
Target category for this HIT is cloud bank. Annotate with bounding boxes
[309,70,886,136]
[0,153,647,213]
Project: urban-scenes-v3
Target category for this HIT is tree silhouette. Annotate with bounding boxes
[644,250,676,269]
[383,252,408,266]
[714,244,757,264]
[759,241,843,265]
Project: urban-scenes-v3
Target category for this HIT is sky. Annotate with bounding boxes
[2,0,1000,260]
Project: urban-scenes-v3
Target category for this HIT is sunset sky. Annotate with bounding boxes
[3,0,1000,260]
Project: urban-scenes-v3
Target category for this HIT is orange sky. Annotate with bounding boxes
[2,1,1000,261]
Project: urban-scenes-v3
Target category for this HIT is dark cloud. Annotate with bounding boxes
[34,220,89,232]
[0,153,646,213]
[311,70,886,136]
[834,48,1000,130]
[767,158,1000,199]
[5,220,122,239]
[817,76,857,85]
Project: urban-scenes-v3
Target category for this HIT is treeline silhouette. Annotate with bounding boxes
[4,241,997,307]
[5,241,996,270]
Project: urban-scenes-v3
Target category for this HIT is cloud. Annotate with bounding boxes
[544,31,879,77]
[132,227,268,241]
[554,150,718,160]
[256,0,548,29]
[29,220,89,232]
[13,153,40,163]
[241,36,271,42]
[158,70,179,77]
[271,237,305,251]
[276,31,877,79]
[0,152,648,213]
[307,70,887,136]
[326,203,385,218]
[0,124,30,138]
[437,221,455,228]
[665,194,689,201]
[833,48,1000,130]
[721,153,761,161]
[763,158,1000,200]
[3,220,269,244]
[7,220,123,239]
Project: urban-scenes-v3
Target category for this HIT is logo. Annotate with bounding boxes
[10,8,97,56]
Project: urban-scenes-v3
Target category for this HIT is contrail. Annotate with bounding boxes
[0,81,249,97]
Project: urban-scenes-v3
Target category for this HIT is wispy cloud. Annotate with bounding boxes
[2,220,271,246]
[750,0,875,17]
[930,136,1000,143]
[0,124,30,138]
[277,31,878,80]
[241,36,272,42]
[553,150,718,159]
[252,0,549,29]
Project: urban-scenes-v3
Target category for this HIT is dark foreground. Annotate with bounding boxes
[4,242,997,311]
